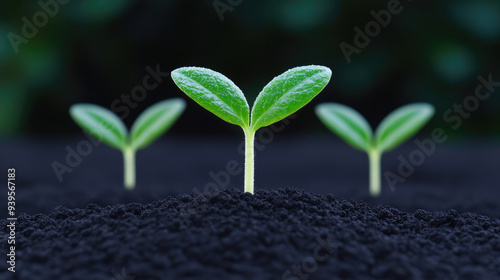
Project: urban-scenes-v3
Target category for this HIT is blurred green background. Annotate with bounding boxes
[0,0,499,140]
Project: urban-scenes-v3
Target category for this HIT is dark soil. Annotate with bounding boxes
[1,136,499,279]
[1,188,500,280]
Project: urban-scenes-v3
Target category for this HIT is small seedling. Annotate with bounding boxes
[70,98,186,189]
[315,103,435,197]
[171,65,332,194]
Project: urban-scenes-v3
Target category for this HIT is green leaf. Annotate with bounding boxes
[250,65,332,131]
[375,103,435,152]
[70,104,128,150]
[171,67,250,128]
[315,103,373,151]
[130,98,186,150]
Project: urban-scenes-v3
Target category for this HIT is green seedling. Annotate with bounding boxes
[315,103,435,197]
[70,98,186,190]
[171,65,332,194]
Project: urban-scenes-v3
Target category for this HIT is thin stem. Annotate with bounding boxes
[123,146,136,190]
[243,128,255,194]
[368,149,381,197]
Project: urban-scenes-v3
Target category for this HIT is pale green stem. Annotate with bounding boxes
[123,146,136,190]
[244,128,255,194]
[368,149,381,197]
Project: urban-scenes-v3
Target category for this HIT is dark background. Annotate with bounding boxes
[0,0,499,140]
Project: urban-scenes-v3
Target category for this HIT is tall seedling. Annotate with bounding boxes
[172,66,332,194]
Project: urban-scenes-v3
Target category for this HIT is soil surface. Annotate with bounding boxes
[1,136,499,217]
[0,136,499,279]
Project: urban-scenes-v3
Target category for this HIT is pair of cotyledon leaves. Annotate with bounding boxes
[70,99,186,151]
[170,65,332,132]
[316,103,435,153]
